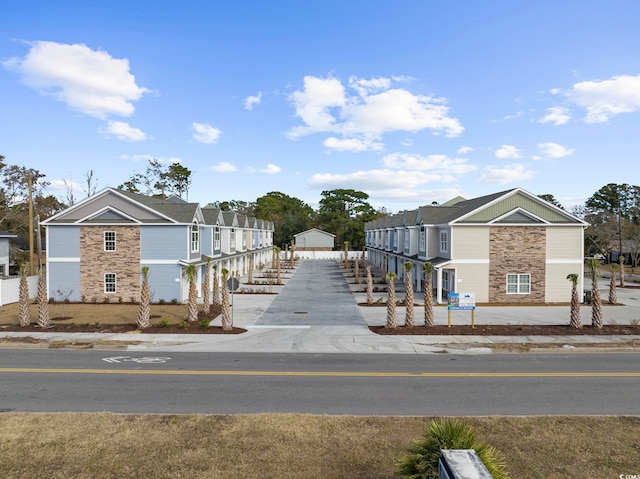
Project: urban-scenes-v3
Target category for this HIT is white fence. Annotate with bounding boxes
[292,251,368,261]
[0,276,38,306]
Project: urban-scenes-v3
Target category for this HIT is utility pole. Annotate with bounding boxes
[28,171,34,275]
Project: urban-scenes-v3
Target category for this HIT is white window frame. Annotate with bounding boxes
[104,273,117,293]
[214,226,221,250]
[404,228,410,250]
[440,231,448,253]
[506,273,531,294]
[104,231,116,251]
[442,270,451,291]
[419,227,426,252]
[191,223,199,253]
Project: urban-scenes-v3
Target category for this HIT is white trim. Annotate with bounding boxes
[47,257,81,262]
[142,260,182,265]
[489,207,550,224]
[546,258,583,264]
[452,259,490,264]
[80,206,141,224]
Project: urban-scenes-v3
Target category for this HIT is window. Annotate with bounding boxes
[191,223,199,252]
[507,274,531,294]
[104,231,116,251]
[214,226,220,250]
[105,273,116,293]
[440,231,448,253]
[419,227,426,252]
[404,228,410,250]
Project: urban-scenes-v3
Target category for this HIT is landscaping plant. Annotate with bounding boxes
[396,418,509,479]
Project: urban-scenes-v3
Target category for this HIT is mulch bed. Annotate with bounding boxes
[369,324,640,336]
[0,323,246,334]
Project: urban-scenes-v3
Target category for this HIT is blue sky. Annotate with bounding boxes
[1,0,639,213]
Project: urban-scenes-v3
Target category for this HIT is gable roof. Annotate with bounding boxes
[294,228,336,238]
[42,188,203,225]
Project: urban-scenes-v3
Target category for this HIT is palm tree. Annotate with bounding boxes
[344,241,350,271]
[276,254,282,285]
[221,268,232,331]
[396,419,509,479]
[609,263,618,305]
[184,264,198,322]
[423,262,434,327]
[386,272,398,329]
[247,253,254,285]
[567,273,582,329]
[18,264,30,327]
[36,267,50,329]
[619,254,625,287]
[587,258,603,329]
[365,265,373,305]
[137,266,151,329]
[354,255,360,285]
[202,259,211,314]
[212,264,220,306]
[403,262,414,327]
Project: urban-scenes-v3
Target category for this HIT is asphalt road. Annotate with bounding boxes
[1,350,639,415]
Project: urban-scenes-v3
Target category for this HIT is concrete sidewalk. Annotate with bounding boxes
[1,260,640,354]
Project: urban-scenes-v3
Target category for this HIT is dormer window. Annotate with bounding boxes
[191,223,199,252]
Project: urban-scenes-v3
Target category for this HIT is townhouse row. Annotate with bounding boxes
[365,188,588,304]
[42,188,274,303]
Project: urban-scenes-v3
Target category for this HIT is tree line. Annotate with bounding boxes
[2,155,639,263]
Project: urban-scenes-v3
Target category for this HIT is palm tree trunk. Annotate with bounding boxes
[404,269,414,327]
[424,275,434,327]
[608,267,617,305]
[137,267,151,329]
[366,266,373,305]
[202,261,211,314]
[213,267,220,306]
[19,265,30,327]
[386,274,397,329]
[591,278,603,329]
[221,273,232,331]
[187,275,198,322]
[36,267,50,328]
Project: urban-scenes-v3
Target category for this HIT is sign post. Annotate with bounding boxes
[447,293,476,328]
[227,277,240,325]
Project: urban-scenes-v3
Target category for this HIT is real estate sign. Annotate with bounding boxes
[447,292,476,310]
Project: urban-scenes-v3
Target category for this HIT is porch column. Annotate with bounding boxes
[436,267,443,304]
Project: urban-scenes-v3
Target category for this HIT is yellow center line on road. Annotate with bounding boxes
[1,368,639,378]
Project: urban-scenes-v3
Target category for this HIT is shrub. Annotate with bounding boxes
[178,320,189,329]
[157,319,169,328]
[199,319,211,329]
[396,418,509,479]
[171,298,178,304]
[158,299,166,305]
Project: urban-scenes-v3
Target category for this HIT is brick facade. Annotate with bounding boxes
[489,226,546,303]
[80,226,140,302]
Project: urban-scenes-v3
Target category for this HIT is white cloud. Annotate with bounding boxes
[309,169,458,190]
[3,41,149,118]
[477,164,534,184]
[192,122,222,144]
[244,92,262,110]
[210,162,236,172]
[287,75,463,152]
[381,153,477,175]
[457,146,473,154]
[248,163,281,174]
[537,142,575,158]
[495,145,521,159]
[538,106,571,125]
[99,121,147,142]
[323,136,384,152]
[567,74,640,123]
[120,154,181,164]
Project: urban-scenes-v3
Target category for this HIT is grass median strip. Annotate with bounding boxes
[2,413,639,479]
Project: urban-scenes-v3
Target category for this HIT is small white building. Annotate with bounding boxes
[294,228,335,251]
